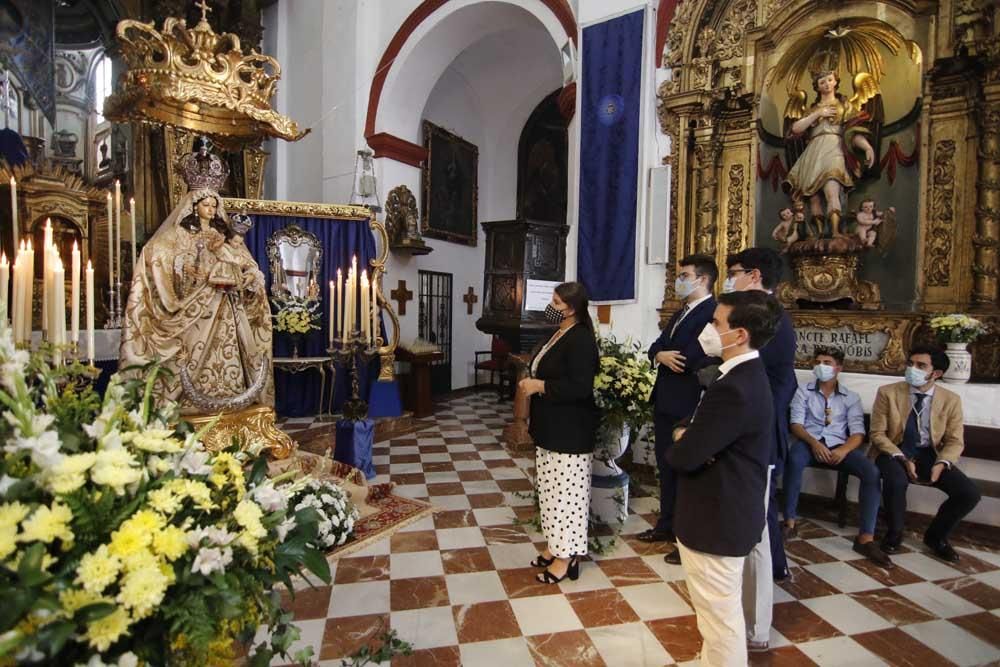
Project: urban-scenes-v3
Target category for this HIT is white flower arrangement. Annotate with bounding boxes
[593,335,656,432]
[929,313,988,344]
[290,479,358,549]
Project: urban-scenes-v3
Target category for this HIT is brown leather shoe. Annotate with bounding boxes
[636,528,676,544]
[854,538,894,567]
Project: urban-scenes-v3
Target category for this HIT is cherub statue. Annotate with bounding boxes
[771,207,799,248]
[854,198,895,247]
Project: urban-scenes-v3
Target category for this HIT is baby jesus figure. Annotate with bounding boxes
[771,207,799,248]
[855,199,894,247]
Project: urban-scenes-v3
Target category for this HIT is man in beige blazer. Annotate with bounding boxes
[870,345,981,563]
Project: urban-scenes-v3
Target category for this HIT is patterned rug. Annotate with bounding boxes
[269,451,435,560]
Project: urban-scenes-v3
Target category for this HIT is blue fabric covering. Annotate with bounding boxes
[0,129,29,167]
[243,214,385,417]
[335,418,375,479]
[577,9,644,302]
[368,378,403,419]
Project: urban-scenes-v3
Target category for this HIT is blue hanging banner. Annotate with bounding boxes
[577,9,645,302]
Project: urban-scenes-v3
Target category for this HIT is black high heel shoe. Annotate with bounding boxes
[536,557,579,584]
[530,554,555,568]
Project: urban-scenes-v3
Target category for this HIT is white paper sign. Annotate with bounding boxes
[524,279,561,312]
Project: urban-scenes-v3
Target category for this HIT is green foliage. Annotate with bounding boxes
[342,630,413,666]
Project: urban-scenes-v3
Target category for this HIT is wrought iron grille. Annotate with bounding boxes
[418,270,453,393]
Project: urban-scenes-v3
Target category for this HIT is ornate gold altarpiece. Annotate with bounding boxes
[657,0,1000,380]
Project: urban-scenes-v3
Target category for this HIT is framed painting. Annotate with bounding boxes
[421,121,478,246]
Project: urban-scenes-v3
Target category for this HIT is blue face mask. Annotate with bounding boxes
[721,277,737,294]
[905,366,931,387]
[813,364,836,382]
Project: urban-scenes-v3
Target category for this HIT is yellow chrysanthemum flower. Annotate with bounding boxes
[19,502,74,545]
[76,545,122,594]
[108,522,152,559]
[0,524,17,559]
[124,509,165,534]
[60,588,107,615]
[153,525,188,561]
[148,487,182,515]
[117,564,169,619]
[85,606,131,651]
[0,501,30,530]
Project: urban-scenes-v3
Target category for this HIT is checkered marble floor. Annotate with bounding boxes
[275,393,1000,666]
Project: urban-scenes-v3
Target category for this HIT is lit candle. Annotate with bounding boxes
[9,176,17,250]
[371,272,379,346]
[129,197,136,277]
[24,240,32,340]
[12,243,23,341]
[106,191,113,285]
[71,241,80,351]
[336,268,342,340]
[42,219,52,335]
[52,257,64,364]
[328,280,334,347]
[114,180,121,286]
[0,252,8,324]
[360,270,369,341]
[86,260,94,363]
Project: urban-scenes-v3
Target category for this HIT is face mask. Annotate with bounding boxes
[813,364,836,382]
[544,303,566,324]
[905,366,931,387]
[721,277,737,294]
[698,323,739,357]
[675,277,698,299]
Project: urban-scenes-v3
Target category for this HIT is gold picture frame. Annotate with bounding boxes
[421,121,479,246]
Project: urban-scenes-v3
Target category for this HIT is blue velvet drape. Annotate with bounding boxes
[577,9,644,302]
[244,214,383,417]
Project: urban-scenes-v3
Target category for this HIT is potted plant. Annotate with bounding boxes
[928,313,989,383]
[271,294,320,358]
[591,335,655,525]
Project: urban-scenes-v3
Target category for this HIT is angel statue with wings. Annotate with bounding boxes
[783,54,880,239]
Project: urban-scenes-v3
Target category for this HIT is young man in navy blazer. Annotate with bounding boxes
[639,254,718,559]
[725,247,797,653]
[667,290,780,667]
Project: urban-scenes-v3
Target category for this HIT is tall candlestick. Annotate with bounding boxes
[106,192,113,285]
[371,272,379,346]
[328,280,335,346]
[360,270,369,341]
[86,260,94,363]
[42,218,52,335]
[0,252,8,324]
[114,180,121,286]
[71,241,80,351]
[129,196,136,275]
[9,177,17,250]
[336,269,342,340]
[24,240,33,340]
[12,243,23,341]
[52,258,64,364]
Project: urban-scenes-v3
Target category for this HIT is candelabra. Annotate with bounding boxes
[328,331,380,420]
[106,282,123,329]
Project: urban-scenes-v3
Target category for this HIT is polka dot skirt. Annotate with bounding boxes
[536,446,592,559]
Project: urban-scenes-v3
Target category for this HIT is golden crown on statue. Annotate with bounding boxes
[808,46,840,80]
[103,1,307,144]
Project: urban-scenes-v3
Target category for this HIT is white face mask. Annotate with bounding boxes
[813,364,836,382]
[905,366,931,387]
[698,323,739,357]
[675,276,698,299]
[721,277,737,294]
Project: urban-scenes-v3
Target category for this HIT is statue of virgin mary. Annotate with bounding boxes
[120,138,274,413]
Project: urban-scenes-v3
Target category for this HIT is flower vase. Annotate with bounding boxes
[286,332,305,359]
[590,423,630,526]
[942,342,972,384]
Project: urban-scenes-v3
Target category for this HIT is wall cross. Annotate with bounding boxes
[390,279,413,316]
[463,286,478,315]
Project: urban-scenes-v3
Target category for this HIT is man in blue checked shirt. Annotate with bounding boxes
[782,346,893,567]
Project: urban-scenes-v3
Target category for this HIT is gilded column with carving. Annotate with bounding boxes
[974,91,1000,306]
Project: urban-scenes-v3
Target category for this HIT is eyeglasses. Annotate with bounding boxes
[726,269,748,279]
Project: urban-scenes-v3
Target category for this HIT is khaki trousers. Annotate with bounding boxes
[742,464,774,644]
[677,540,748,667]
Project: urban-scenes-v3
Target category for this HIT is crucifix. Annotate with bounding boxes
[390,279,413,316]
[196,0,213,22]
[462,286,478,315]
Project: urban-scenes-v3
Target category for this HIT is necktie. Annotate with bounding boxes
[900,393,927,459]
[670,304,690,338]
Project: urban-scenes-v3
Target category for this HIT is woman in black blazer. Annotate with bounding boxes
[518,282,599,584]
